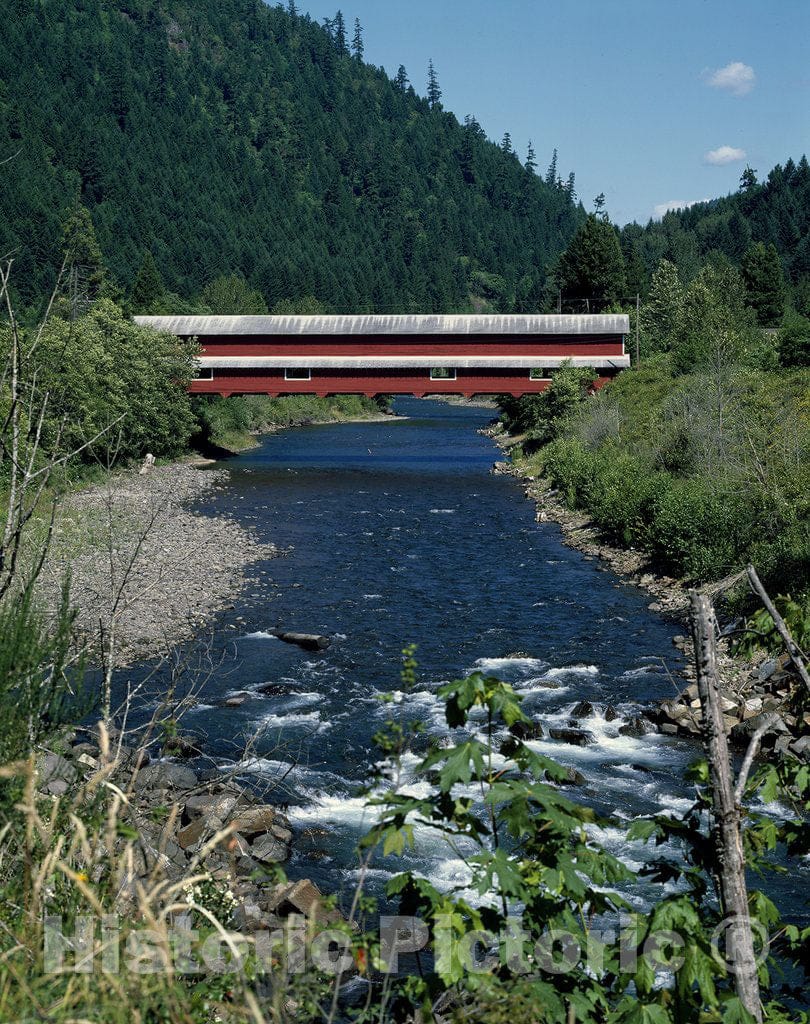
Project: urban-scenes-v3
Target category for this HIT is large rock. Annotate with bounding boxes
[266,879,338,924]
[183,792,243,821]
[134,763,198,792]
[559,766,587,787]
[231,805,291,839]
[790,735,810,760]
[222,692,253,708]
[162,734,202,759]
[571,701,594,719]
[548,727,594,747]
[37,753,78,796]
[730,713,789,746]
[508,720,545,741]
[619,716,656,738]
[250,833,290,864]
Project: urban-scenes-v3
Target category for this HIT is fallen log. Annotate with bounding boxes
[270,630,331,652]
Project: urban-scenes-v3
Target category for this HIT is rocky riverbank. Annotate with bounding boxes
[36,727,347,951]
[486,424,809,761]
[41,462,276,666]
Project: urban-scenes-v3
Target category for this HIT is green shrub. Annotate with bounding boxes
[586,452,669,546]
[647,478,755,580]
[39,300,196,464]
[541,437,597,506]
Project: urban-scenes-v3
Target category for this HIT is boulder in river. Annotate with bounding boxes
[162,734,202,759]
[571,700,594,719]
[508,720,545,741]
[257,682,294,696]
[549,727,594,747]
[559,766,587,786]
[222,692,253,708]
[618,716,656,738]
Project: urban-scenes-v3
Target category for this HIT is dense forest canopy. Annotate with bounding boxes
[621,159,810,315]
[0,0,585,313]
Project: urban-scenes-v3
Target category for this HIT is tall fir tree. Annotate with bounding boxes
[741,242,787,326]
[332,10,347,53]
[394,65,409,91]
[545,148,558,187]
[501,132,513,156]
[739,166,758,192]
[427,59,442,108]
[351,18,364,61]
[555,215,626,309]
[525,141,537,174]
[130,251,165,312]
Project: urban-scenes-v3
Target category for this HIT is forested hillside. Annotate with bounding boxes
[0,0,583,313]
[620,159,810,315]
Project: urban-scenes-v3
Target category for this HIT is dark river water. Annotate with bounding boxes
[129,398,807,921]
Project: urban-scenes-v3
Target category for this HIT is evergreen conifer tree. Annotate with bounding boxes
[555,215,626,309]
[545,148,558,187]
[395,65,409,90]
[525,140,537,173]
[351,18,364,61]
[741,242,787,325]
[332,11,347,53]
[130,251,165,312]
[427,59,442,108]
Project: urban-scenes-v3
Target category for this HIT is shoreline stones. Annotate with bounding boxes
[40,463,277,667]
[35,731,325,935]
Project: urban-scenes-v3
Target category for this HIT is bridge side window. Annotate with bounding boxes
[529,368,553,380]
[430,367,457,381]
[285,368,312,381]
[195,367,214,380]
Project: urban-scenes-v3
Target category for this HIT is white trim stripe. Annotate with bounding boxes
[196,355,630,371]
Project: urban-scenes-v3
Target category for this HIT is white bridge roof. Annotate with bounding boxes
[135,313,630,337]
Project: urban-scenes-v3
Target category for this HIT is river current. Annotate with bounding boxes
[139,395,704,901]
[130,398,806,917]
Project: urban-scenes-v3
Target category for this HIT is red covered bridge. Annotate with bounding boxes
[135,313,630,398]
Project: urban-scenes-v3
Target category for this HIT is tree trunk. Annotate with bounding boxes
[689,592,762,1021]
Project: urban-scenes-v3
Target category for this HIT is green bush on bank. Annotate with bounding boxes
[193,394,390,451]
[514,361,810,594]
[37,300,197,465]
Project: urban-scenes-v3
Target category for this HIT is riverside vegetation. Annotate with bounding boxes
[1,268,809,1021]
[1,1,809,1020]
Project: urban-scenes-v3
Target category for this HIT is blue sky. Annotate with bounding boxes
[297,0,809,225]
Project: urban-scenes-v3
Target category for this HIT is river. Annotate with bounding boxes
[122,397,729,907]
